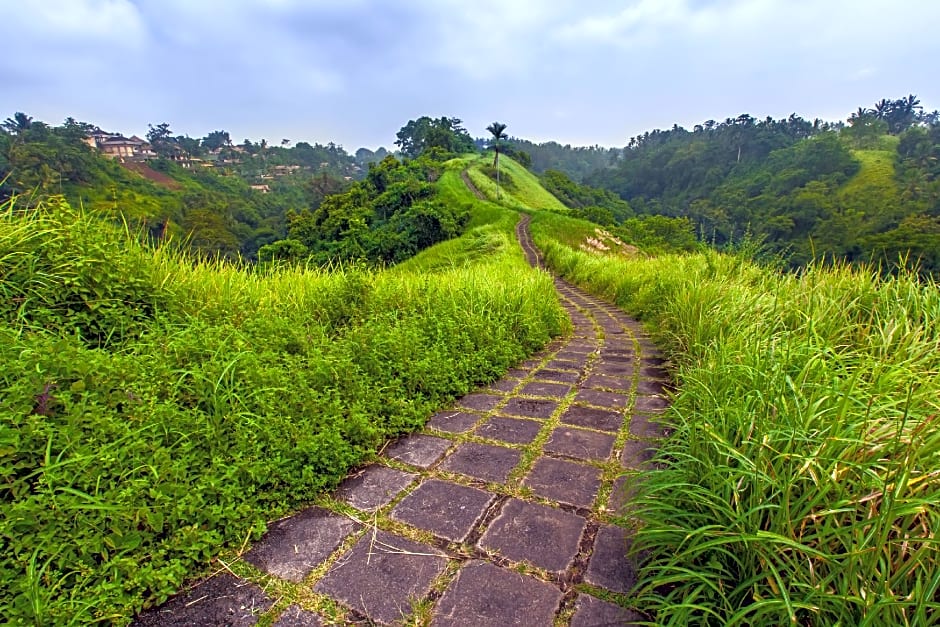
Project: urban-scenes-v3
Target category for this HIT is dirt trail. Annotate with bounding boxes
[135,213,670,627]
[460,168,486,200]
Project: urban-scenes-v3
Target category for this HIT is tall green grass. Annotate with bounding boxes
[0,198,567,623]
[466,154,570,213]
[531,210,940,625]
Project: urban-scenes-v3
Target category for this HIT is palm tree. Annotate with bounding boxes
[486,122,508,198]
[2,112,32,135]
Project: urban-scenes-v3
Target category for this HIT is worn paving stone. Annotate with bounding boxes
[382,434,452,468]
[475,416,543,445]
[439,442,521,483]
[584,524,637,594]
[532,368,580,384]
[336,465,416,512]
[426,410,480,434]
[243,507,358,583]
[457,393,503,412]
[621,439,656,471]
[576,388,629,409]
[521,381,573,397]
[640,364,669,379]
[432,561,562,627]
[607,474,640,515]
[501,397,559,419]
[630,413,670,439]
[485,378,520,393]
[570,594,644,626]
[314,530,447,626]
[593,362,634,377]
[134,573,273,626]
[583,373,632,393]
[523,457,601,509]
[601,347,634,358]
[478,498,586,573]
[557,347,594,358]
[544,359,583,372]
[505,368,529,379]
[273,605,323,626]
[599,353,633,363]
[636,378,670,395]
[634,394,670,414]
[544,426,616,461]
[562,405,624,432]
[391,479,495,542]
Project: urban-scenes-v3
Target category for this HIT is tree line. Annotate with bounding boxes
[581,95,940,272]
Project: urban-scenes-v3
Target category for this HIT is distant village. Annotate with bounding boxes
[82,128,361,192]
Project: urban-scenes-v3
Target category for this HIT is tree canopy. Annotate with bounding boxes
[395,116,475,159]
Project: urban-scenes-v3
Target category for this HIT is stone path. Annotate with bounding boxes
[134,215,670,626]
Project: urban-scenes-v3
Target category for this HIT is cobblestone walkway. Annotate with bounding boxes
[135,216,669,626]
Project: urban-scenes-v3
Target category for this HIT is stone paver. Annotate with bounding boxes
[391,479,495,542]
[523,457,602,509]
[637,377,670,395]
[620,439,656,470]
[382,434,451,468]
[336,465,416,511]
[584,524,637,594]
[583,373,632,393]
[475,416,543,445]
[138,215,668,627]
[501,397,558,419]
[630,413,670,439]
[458,392,503,411]
[570,594,643,626]
[561,405,624,432]
[545,426,616,461]
[593,362,634,377]
[608,473,639,514]
[486,378,519,393]
[545,359,583,371]
[432,561,562,626]
[439,442,521,483]
[135,573,273,626]
[576,388,629,409]
[521,381,573,397]
[243,507,358,582]
[426,410,481,433]
[478,498,586,573]
[314,530,448,625]
[533,368,580,384]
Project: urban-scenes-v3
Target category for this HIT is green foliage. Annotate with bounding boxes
[395,116,476,159]
[541,169,633,223]
[465,155,569,213]
[0,196,567,624]
[506,138,618,182]
[277,154,470,265]
[583,100,940,274]
[0,199,169,345]
[532,222,940,624]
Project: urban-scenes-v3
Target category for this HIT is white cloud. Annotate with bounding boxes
[15,0,146,45]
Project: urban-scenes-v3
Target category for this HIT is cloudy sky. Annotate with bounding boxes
[3,0,938,150]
